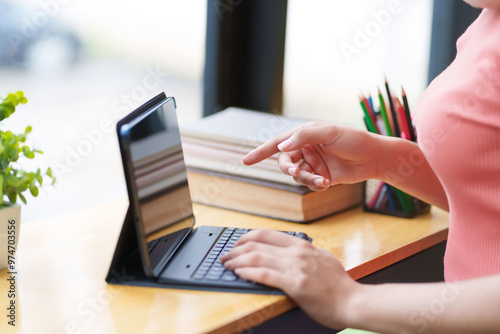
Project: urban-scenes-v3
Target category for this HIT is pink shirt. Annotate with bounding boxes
[414,8,500,281]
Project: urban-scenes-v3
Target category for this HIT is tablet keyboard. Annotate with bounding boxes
[191,228,308,282]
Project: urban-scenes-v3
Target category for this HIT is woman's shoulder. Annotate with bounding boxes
[457,8,500,52]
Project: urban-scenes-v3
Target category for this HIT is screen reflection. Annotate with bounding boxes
[128,99,194,243]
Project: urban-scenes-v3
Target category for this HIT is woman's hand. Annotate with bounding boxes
[243,121,449,210]
[221,229,500,333]
[220,229,360,329]
[243,122,383,191]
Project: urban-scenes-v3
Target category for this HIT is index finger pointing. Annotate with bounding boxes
[242,130,296,165]
[243,122,337,165]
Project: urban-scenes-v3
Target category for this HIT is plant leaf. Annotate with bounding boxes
[36,171,43,185]
[29,185,38,197]
[0,104,14,119]
[19,193,26,204]
[7,190,16,204]
[6,93,19,106]
[22,146,35,159]
[16,91,27,104]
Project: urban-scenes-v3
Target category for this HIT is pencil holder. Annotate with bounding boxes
[363,179,430,218]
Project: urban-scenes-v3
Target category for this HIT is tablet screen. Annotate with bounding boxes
[118,94,195,276]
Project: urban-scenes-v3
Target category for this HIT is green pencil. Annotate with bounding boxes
[401,191,415,213]
[359,99,377,134]
[394,188,411,214]
[377,88,393,136]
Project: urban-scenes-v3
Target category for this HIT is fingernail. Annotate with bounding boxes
[288,167,298,176]
[277,139,293,151]
[224,260,232,269]
[314,178,328,187]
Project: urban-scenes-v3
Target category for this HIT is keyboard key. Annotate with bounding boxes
[222,271,238,281]
[206,273,223,281]
[193,273,206,280]
[196,271,207,277]
[210,267,224,273]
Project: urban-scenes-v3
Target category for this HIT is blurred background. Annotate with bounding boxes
[0,0,475,222]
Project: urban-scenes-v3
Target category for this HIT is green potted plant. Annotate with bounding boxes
[0,91,55,270]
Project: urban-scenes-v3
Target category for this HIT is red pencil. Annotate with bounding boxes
[367,181,385,209]
[395,97,410,140]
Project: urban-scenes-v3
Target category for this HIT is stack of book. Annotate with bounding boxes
[180,107,363,222]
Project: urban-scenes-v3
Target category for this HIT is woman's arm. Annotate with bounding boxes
[221,230,500,334]
[243,122,448,210]
[346,274,500,334]
[375,135,448,211]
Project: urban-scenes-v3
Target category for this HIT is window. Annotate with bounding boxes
[0,0,206,221]
[283,0,433,127]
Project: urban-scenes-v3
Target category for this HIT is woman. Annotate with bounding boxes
[220,1,500,332]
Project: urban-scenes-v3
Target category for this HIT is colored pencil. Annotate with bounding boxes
[384,77,401,137]
[368,96,375,117]
[384,184,396,210]
[377,88,393,136]
[367,181,385,208]
[395,98,410,140]
[374,186,387,209]
[359,79,423,216]
[386,185,401,210]
[401,87,416,141]
[360,98,378,134]
[376,116,386,136]
[364,96,375,117]
[394,187,412,214]
[362,97,379,133]
[401,191,415,214]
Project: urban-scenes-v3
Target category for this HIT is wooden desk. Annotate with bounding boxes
[0,199,448,334]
